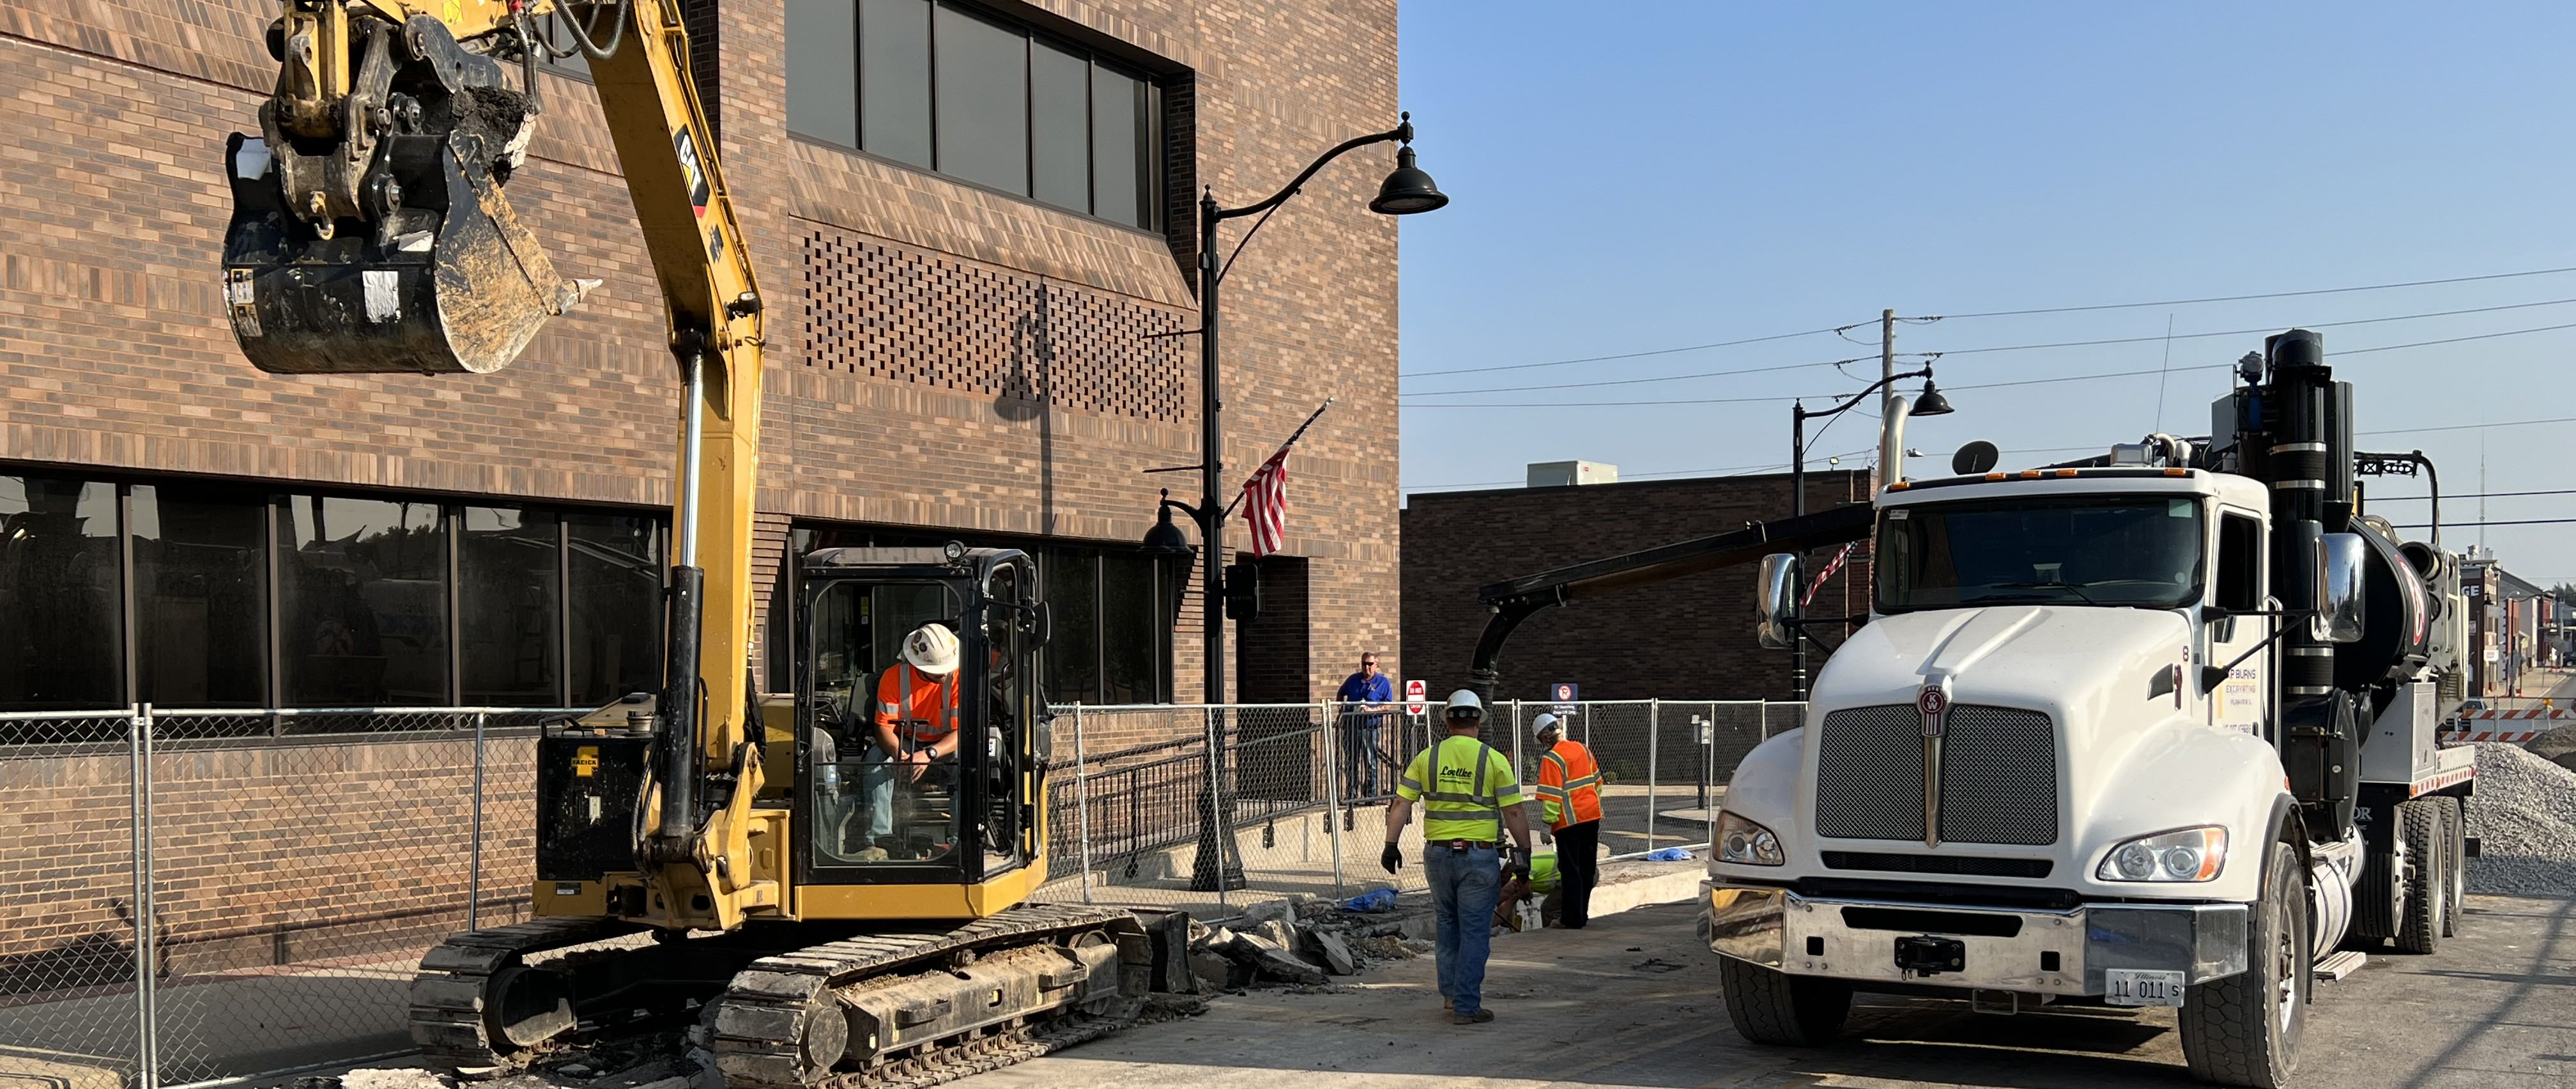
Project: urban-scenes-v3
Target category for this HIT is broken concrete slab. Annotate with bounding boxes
[1226,931,1328,985]
[1312,930,1358,976]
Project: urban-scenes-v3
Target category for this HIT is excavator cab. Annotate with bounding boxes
[795,546,1052,914]
[221,4,590,375]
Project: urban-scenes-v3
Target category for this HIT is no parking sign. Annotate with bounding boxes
[1552,682,1578,716]
[1404,678,1427,714]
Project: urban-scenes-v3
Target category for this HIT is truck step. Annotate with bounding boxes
[2313,950,2368,982]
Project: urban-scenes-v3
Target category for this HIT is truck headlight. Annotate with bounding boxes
[2096,826,2227,883]
[1715,810,1784,867]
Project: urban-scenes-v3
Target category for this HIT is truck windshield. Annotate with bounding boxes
[1874,495,2205,614]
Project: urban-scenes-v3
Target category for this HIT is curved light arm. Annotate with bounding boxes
[1211,118,1413,222]
[1799,366,1933,423]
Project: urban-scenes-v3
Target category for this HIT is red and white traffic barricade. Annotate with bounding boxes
[2442,707,2575,743]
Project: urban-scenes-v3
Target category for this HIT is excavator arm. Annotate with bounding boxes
[223,0,775,930]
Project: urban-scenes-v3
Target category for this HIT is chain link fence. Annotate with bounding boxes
[0,706,573,1089]
[5,697,1800,1086]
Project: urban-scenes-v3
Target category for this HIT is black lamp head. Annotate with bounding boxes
[1370,116,1449,216]
[1911,376,1955,417]
[1142,490,1194,555]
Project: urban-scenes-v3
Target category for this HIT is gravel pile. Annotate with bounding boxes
[2464,742,2576,896]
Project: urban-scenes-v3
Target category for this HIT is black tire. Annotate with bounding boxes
[1719,955,1852,1046]
[2180,838,2309,1088]
[2394,798,2443,955]
[2435,795,2467,937]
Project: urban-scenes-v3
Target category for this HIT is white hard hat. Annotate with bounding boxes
[1444,689,1485,720]
[1533,713,1562,737]
[901,623,960,675]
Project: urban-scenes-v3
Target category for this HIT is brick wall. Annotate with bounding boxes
[1401,472,1875,702]
[0,734,537,985]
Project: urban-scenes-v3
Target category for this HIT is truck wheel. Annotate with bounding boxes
[2181,839,2308,1089]
[1719,955,1851,1046]
[2394,799,2443,955]
[2434,796,2466,937]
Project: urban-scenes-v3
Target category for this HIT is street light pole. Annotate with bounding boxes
[1787,367,1954,699]
[1163,115,1448,892]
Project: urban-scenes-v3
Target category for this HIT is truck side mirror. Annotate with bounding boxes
[1754,553,1801,650]
[1024,601,1052,649]
[2314,533,2365,644]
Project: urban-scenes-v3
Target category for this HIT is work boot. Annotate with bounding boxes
[1452,1009,1494,1025]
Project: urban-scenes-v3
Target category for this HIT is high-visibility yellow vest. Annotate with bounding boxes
[1397,734,1524,842]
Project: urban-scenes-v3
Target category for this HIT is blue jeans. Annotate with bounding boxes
[1340,714,1386,798]
[857,747,898,845]
[1426,843,1501,1016]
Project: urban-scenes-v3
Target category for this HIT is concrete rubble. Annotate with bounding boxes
[1183,891,1428,992]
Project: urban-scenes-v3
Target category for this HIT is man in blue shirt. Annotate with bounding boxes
[1334,652,1396,798]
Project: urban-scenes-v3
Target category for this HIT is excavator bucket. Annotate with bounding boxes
[220,16,589,375]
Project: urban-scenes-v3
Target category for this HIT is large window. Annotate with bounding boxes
[0,466,667,714]
[0,475,121,711]
[786,0,1167,229]
[1875,495,2207,615]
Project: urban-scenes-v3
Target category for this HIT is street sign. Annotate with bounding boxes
[1404,678,1427,714]
[1552,681,1578,716]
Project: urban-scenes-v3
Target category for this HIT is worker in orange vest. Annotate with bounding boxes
[1531,713,1603,927]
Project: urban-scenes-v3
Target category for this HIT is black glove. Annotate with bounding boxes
[1380,843,1404,874]
[1504,846,1529,881]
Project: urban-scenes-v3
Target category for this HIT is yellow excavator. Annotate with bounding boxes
[220,1,1172,1083]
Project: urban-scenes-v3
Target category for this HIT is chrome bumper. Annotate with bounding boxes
[1704,883,2248,996]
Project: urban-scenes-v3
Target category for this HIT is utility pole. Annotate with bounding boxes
[1880,308,1897,422]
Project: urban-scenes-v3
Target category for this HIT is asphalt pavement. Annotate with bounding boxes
[953,895,2576,1089]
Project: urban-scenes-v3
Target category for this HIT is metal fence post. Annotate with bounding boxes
[469,711,486,931]
[1321,699,1343,895]
[1206,707,1229,912]
[1759,700,1772,741]
[1072,706,1094,904]
[137,702,158,1089]
[1647,699,1659,852]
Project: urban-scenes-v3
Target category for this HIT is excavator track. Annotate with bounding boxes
[409,916,648,1072]
[710,903,1146,1089]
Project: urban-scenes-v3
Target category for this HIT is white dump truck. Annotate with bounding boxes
[1706,330,2476,1088]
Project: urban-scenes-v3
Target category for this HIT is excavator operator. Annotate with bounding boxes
[857,623,962,860]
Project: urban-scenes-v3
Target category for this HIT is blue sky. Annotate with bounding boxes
[1393,1,2576,584]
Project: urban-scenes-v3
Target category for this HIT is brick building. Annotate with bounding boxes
[0,0,1404,1037]
[1401,470,1874,702]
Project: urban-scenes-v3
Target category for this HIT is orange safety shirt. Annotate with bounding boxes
[873,662,959,746]
[1535,739,1604,830]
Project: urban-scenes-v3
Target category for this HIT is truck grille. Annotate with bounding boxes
[1813,704,2059,846]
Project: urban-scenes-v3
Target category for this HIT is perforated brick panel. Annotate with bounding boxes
[802,231,1188,422]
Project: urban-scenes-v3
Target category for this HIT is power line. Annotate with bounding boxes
[1402,322,2576,410]
[1921,298,2576,358]
[2361,414,2576,437]
[1407,448,1876,491]
[1933,264,2576,320]
[1403,353,1925,398]
[1401,325,1858,380]
[2366,489,2576,502]
[2391,518,2576,529]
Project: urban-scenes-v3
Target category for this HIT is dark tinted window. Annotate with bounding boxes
[1046,550,1098,704]
[1030,40,1090,211]
[933,4,1028,193]
[133,484,266,707]
[531,11,593,80]
[462,507,560,705]
[785,0,859,148]
[1876,496,2206,614]
[569,513,664,705]
[2216,513,2262,612]
[280,497,450,706]
[790,0,1167,228]
[1100,552,1159,703]
[0,476,121,709]
[1090,65,1146,228]
[859,0,932,166]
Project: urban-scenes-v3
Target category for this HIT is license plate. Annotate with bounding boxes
[2104,968,2187,1007]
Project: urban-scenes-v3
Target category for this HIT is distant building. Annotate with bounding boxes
[1525,460,1620,488]
[1401,469,1873,702]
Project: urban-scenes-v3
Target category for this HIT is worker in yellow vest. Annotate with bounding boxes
[1531,713,1604,928]
[1383,689,1533,1024]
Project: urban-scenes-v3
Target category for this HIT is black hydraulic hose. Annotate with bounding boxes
[557,0,630,60]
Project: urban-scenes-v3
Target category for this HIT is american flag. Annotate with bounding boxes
[1801,542,1857,608]
[1242,446,1292,557]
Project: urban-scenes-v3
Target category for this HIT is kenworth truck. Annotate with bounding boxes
[1705,330,2476,1088]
